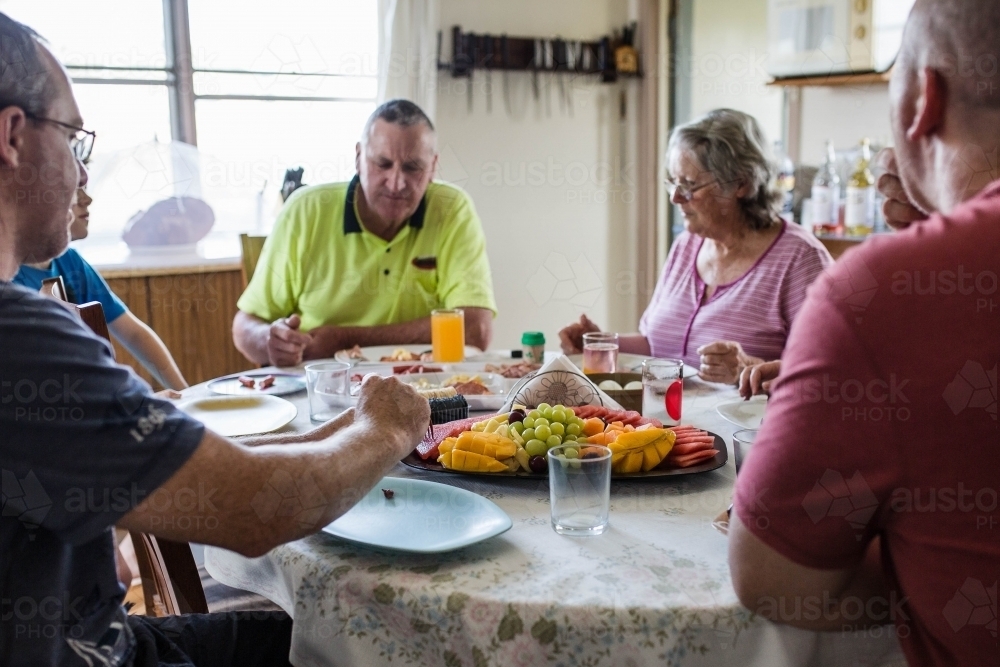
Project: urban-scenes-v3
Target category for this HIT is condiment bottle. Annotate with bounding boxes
[521,332,545,364]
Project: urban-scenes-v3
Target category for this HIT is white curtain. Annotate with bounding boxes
[376,0,440,122]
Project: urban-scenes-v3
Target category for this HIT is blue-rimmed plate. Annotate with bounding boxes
[322,477,512,553]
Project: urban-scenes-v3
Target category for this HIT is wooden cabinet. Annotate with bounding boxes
[102,264,255,388]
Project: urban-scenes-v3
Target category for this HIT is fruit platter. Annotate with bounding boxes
[404,402,727,479]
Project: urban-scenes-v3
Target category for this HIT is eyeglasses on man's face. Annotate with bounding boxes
[25,113,96,162]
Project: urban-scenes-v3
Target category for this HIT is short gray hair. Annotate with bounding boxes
[0,13,55,117]
[904,0,1000,108]
[667,109,782,230]
[361,99,435,143]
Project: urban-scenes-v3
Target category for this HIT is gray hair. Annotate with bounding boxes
[361,99,435,143]
[0,13,54,117]
[667,109,782,230]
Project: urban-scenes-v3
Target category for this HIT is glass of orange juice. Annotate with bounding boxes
[431,309,465,362]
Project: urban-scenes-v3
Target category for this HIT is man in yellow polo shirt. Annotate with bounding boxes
[233,100,496,367]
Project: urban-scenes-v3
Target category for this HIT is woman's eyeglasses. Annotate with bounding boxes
[664,178,717,202]
[25,113,96,162]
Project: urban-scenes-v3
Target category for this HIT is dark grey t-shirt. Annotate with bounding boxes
[0,283,204,666]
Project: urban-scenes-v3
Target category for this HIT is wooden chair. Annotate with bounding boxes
[67,300,208,616]
[40,275,68,301]
[239,233,267,285]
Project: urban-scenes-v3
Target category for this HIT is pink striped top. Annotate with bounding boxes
[638,221,833,366]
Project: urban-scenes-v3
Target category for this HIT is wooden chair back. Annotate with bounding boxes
[61,300,208,616]
[129,531,208,616]
[239,233,267,285]
[40,276,68,301]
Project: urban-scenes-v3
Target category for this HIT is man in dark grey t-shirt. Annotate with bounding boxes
[0,14,431,667]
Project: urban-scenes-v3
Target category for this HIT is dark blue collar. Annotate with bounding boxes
[344,175,428,234]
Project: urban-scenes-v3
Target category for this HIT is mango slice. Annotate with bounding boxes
[455,431,517,460]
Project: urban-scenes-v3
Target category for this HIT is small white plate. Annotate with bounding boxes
[207,372,306,397]
[177,395,297,437]
[323,477,512,553]
[335,344,511,366]
[398,372,507,411]
[716,396,767,429]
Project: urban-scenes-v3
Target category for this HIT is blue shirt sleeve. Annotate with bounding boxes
[54,249,128,322]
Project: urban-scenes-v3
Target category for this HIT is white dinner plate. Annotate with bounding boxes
[715,396,767,429]
[322,477,512,553]
[176,395,297,437]
[567,353,699,378]
[207,372,306,397]
[335,344,511,366]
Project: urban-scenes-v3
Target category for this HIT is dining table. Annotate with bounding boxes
[196,359,908,667]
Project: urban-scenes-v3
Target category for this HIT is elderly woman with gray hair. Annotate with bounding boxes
[561,108,832,384]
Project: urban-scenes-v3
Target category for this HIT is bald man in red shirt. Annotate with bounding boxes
[728,1,1000,665]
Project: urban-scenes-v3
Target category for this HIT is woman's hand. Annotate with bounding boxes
[558,314,601,354]
[738,360,782,399]
[696,341,761,385]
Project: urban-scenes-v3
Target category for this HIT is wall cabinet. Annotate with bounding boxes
[102,264,255,387]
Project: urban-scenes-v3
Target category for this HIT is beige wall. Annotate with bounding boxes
[688,0,783,143]
[436,0,646,350]
[799,85,892,165]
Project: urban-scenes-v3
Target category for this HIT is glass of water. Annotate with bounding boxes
[548,444,611,536]
[582,332,619,373]
[305,361,351,422]
[641,358,684,426]
[733,429,758,473]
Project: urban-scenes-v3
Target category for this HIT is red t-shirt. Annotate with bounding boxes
[735,180,1000,666]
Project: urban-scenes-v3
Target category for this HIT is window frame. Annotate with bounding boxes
[64,0,378,147]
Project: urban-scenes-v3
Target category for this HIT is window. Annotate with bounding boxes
[0,0,378,243]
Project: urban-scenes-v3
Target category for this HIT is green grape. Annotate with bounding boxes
[541,408,554,420]
[511,421,524,435]
[533,417,549,428]
[537,403,552,412]
[546,435,562,448]
[550,422,565,436]
[563,434,577,442]
[534,424,551,441]
[521,427,535,441]
[551,409,566,423]
[564,447,580,459]
[525,439,548,457]
[566,423,581,436]
[523,417,535,429]
[528,410,542,420]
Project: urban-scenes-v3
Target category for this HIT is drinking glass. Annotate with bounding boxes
[306,361,351,422]
[733,429,758,473]
[582,332,619,373]
[548,444,611,536]
[431,309,465,362]
[641,358,684,426]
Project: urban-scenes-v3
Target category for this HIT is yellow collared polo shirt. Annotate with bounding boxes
[237,176,497,331]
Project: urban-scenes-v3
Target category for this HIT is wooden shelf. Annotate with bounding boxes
[768,69,891,87]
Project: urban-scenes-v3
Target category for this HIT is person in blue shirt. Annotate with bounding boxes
[14,184,189,390]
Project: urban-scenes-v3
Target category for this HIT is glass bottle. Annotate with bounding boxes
[844,138,876,237]
[773,140,796,216]
[811,140,842,236]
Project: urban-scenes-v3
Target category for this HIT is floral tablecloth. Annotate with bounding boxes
[202,368,906,667]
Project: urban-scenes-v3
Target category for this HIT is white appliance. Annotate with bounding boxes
[767,0,915,78]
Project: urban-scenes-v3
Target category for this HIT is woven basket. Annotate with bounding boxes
[584,372,643,413]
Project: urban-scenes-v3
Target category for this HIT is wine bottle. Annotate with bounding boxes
[844,138,876,236]
[811,140,842,236]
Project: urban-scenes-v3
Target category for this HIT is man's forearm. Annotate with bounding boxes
[110,313,189,389]
[119,418,411,557]
[233,310,272,365]
[619,334,651,355]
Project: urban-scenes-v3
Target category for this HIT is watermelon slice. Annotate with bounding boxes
[415,413,500,460]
